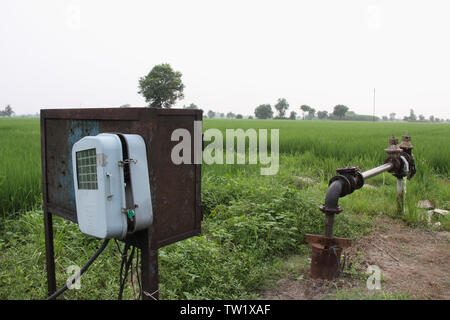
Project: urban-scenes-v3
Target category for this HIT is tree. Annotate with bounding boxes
[418,114,425,121]
[289,111,297,120]
[307,108,316,120]
[207,110,215,119]
[274,98,289,118]
[389,113,396,121]
[226,112,236,119]
[119,104,131,108]
[333,105,349,119]
[248,115,253,119]
[254,104,273,119]
[138,63,184,108]
[408,109,417,122]
[317,110,328,119]
[236,114,243,119]
[300,105,311,120]
[184,103,198,109]
[0,105,14,117]
[382,115,388,121]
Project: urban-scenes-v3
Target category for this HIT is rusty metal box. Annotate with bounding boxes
[40,108,202,249]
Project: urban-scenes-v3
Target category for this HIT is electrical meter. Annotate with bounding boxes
[72,133,153,239]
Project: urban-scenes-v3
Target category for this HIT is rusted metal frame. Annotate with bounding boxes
[41,107,202,120]
[41,114,57,296]
[139,231,159,301]
[41,108,203,299]
[135,110,159,300]
[42,108,203,248]
[195,111,203,233]
[43,211,56,295]
[46,205,76,223]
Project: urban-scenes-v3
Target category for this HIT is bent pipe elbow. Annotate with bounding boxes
[320,180,344,214]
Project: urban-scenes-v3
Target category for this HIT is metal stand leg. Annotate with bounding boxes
[140,231,159,300]
[43,210,56,296]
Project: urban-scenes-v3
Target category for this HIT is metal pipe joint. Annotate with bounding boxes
[384,133,416,179]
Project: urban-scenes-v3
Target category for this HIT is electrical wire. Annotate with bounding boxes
[330,245,346,280]
[118,242,130,294]
[114,239,123,256]
[130,247,141,300]
[135,247,141,300]
[46,239,110,300]
[118,245,135,300]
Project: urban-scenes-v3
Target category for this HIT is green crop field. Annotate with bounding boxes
[0,118,41,216]
[0,117,449,299]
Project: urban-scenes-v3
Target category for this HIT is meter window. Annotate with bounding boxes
[76,148,98,190]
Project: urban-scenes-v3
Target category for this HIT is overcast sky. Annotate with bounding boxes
[1,0,449,119]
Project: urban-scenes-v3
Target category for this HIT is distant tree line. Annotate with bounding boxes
[136,64,449,122]
[252,101,378,121]
[383,109,449,123]
[204,110,246,119]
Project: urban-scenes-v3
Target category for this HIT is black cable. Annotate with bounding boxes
[119,246,134,299]
[46,239,110,300]
[114,239,123,256]
[118,246,135,300]
[135,248,141,299]
[330,245,346,280]
[118,242,130,294]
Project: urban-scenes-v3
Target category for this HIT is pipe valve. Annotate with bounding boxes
[384,133,416,179]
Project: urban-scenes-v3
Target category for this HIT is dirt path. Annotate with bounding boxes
[262,217,450,300]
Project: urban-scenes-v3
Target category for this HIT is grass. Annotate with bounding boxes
[0,118,41,216]
[0,117,449,299]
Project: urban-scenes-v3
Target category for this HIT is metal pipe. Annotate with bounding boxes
[324,214,335,238]
[324,180,344,212]
[322,180,344,238]
[322,161,395,238]
[361,162,393,180]
[396,178,405,214]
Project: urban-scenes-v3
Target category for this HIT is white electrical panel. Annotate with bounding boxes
[72,133,153,239]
